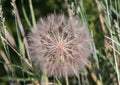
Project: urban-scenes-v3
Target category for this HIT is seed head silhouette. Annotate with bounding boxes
[28,14,92,77]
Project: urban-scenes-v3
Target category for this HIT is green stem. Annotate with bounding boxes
[29,0,37,29]
[21,0,31,27]
[110,30,120,85]
[77,75,81,85]
[65,76,69,85]
[55,76,62,85]
[42,72,49,85]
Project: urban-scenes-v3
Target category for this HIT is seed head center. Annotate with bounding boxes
[56,43,64,50]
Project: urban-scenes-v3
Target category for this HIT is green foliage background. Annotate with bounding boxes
[0,0,119,85]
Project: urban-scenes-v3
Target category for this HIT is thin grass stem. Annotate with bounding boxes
[21,0,32,27]
[65,76,69,85]
[29,0,36,29]
[110,30,120,85]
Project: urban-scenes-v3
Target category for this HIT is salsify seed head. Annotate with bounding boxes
[27,14,92,77]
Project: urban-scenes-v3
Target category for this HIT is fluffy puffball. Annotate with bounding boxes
[27,14,92,77]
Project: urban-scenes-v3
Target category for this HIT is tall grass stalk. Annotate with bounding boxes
[0,1,15,85]
[29,0,37,29]
[21,0,32,27]
[105,0,120,84]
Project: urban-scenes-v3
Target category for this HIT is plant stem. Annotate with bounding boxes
[110,30,120,85]
[29,0,37,29]
[21,0,31,27]
[42,72,49,85]
[65,76,69,85]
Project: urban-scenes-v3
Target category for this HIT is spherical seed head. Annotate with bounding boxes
[28,14,92,77]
